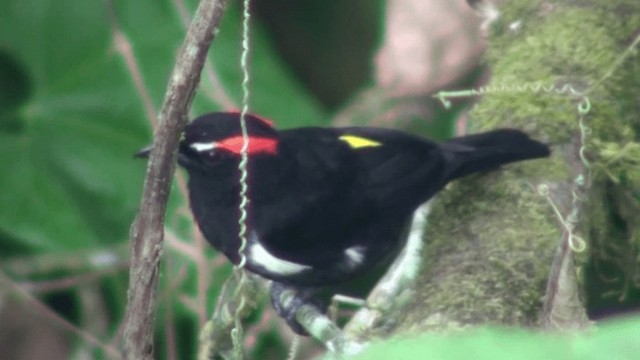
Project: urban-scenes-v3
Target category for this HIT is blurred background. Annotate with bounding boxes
[1,0,638,359]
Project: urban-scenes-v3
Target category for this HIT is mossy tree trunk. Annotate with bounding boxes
[341,0,640,338]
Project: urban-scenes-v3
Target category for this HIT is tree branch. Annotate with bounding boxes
[121,1,229,358]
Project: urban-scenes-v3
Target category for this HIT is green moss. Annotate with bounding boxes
[473,4,626,144]
[395,165,561,332]
[473,0,640,306]
[387,0,640,336]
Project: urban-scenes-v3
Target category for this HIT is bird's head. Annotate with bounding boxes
[136,112,279,172]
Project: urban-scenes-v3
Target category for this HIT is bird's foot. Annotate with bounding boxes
[269,282,329,336]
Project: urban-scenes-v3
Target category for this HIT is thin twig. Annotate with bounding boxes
[106,0,158,128]
[295,305,363,356]
[121,0,230,359]
[0,270,121,359]
[173,0,238,109]
[344,202,429,338]
[20,263,128,293]
[198,273,262,360]
[1,243,129,277]
[165,305,179,360]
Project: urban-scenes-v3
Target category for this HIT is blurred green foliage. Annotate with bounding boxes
[355,317,640,360]
[0,0,346,358]
[0,0,332,252]
[1,0,638,359]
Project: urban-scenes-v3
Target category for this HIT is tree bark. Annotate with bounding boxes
[121,0,229,358]
[345,0,640,338]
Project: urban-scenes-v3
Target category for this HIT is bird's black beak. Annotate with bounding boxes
[135,143,193,168]
[134,145,153,159]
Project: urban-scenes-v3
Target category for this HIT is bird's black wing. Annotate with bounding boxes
[249,127,446,273]
[333,127,448,213]
[250,127,363,268]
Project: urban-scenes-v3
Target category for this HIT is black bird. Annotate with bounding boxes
[138,112,550,334]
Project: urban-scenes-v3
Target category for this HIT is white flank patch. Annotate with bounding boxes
[248,242,312,275]
[190,142,217,152]
[344,245,366,266]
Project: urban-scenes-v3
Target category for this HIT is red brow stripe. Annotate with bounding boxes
[218,136,278,155]
[228,110,275,128]
[255,116,274,128]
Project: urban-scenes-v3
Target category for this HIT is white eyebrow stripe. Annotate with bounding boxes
[190,142,217,152]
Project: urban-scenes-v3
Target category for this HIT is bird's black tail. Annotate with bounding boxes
[441,129,550,181]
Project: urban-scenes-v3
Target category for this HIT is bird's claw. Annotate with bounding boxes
[269,282,328,336]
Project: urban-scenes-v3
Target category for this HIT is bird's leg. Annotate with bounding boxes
[328,294,367,324]
[269,282,330,335]
[332,294,367,308]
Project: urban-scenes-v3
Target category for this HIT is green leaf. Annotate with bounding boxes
[0,0,325,252]
[354,317,640,360]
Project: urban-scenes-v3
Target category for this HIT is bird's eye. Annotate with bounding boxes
[201,149,221,164]
[201,148,236,166]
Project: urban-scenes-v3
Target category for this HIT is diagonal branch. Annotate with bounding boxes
[121,0,230,359]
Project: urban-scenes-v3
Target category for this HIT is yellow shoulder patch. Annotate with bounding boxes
[339,135,382,149]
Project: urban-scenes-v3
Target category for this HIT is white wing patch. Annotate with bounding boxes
[248,241,312,276]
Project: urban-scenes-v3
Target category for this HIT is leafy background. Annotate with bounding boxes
[0,1,383,358]
[1,0,639,359]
